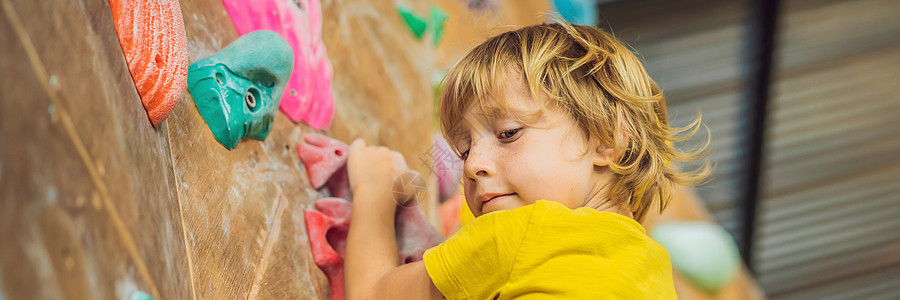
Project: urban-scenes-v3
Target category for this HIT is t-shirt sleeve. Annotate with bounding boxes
[423,204,535,300]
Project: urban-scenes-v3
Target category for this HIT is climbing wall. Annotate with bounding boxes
[0,0,437,298]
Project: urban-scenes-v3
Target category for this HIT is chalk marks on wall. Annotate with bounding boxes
[223,0,336,129]
[187,31,294,149]
[108,0,188,127]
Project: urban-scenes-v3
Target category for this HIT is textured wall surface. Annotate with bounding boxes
[0,0,437,298]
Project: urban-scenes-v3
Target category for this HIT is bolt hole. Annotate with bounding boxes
[245,88,260,111]
[155,54,165,68]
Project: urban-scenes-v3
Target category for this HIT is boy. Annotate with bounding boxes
[345,22,708,299]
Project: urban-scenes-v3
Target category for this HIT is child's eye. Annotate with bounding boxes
[498,128,522,140]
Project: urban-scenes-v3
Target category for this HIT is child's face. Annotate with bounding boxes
[453,83,611,217]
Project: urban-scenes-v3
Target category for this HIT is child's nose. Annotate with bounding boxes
[463,143,494,181]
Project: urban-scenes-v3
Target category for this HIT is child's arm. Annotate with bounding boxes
[344,139,444,300]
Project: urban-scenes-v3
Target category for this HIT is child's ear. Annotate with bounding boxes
[593,141,615,167]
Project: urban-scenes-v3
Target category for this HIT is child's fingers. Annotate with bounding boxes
[391,151,408,171]
[349,138,366,153]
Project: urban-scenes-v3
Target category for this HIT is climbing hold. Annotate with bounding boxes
[430,6,449,46]
[130,291,154,300]
[395,204,444,263]
[397,6,428,40]
[300,135,445,298]
[552,0,598,26]
[297,134,349,189]
[397,5,449,45]
[298,135,444,298]
[651,222,741,293]
[304,198,443,300]
[432,134,462,203]
[108,0,188,127]
[187,30,294,150]
[222,0,335,129]
[324,165,352,200]
[304,197,351,300]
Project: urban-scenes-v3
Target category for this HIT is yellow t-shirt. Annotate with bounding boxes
[423,200,677,299]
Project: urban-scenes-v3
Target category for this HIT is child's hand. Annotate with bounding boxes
[347,138,412,205]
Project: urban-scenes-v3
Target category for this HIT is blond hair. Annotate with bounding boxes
[439,22,710,223]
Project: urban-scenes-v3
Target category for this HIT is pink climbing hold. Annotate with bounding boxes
[222,0,335,129]
[396,205,444,264]
[432,133,463,202]
[304,197,351,300]
[297,134,349,189]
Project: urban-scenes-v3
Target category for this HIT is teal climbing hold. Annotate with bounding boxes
[397,6,428,40]
[651,221,741,293]
[187,30,294,150]
[553,0,598,26]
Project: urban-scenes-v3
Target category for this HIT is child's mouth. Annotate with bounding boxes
[482,193,516,213]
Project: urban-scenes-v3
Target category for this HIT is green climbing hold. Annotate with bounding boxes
[651,221,741,293]
[131,291,154,300]
[430,5,448,46]
[187,30,294,150]
[397,6,428,40]
[397,5,449,46]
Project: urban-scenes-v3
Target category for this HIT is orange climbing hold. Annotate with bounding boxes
[109,0,188,127]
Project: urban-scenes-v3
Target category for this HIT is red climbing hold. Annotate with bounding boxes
[324,165,352,200]
[108,0,188,127]
[304,197,351,300]
[297,134,349,189]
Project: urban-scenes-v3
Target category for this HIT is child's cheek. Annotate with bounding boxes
[463,181,480,215]
[506,141,550,201]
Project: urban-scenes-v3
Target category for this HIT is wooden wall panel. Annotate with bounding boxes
[0,0,193,298]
